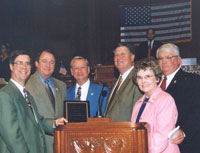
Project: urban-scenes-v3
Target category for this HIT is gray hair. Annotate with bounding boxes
[156,43,180,58]
[70,56,89,67]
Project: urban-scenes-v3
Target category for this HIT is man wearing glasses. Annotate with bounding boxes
[157,43,200,153]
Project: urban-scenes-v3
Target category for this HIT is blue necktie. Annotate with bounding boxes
[136,97,149,123]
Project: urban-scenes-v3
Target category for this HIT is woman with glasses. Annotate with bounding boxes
[131,59,180,153]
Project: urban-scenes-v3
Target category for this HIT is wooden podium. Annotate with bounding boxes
[54,118,148,153]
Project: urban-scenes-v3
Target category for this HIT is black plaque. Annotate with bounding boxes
[64,101,89,122]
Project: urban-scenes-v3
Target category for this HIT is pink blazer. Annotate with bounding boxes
[131,87,180,153]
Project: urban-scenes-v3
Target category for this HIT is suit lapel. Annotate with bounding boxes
[70,85,76,100]
[33,73,55,113]
[106,69,134,113]
[166,69,183,91]
[9,81,39,127]
[86,82,94,101]
[52,79,59,114]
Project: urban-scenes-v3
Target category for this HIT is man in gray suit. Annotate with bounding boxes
[104,43,142,122]
[26,49,66,153]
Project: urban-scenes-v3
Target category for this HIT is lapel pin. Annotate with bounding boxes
[91,93,94,96]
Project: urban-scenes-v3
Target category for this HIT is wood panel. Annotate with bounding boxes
[54,118,148,153]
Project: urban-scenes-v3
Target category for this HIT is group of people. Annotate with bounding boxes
[0,36,199,153]
[105,42,200,153]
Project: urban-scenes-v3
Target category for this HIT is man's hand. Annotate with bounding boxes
[171,129,185,144]
[54,117,68,127]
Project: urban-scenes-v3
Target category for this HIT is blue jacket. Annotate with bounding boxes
[67,82,110,117]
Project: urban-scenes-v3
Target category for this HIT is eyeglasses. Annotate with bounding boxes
[14,61,31,67]
[137,75,154,80]
[157,56,178,61]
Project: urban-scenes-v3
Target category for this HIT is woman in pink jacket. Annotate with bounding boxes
[131,59,180,153]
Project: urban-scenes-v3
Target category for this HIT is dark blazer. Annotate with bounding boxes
[26,72,66,153]
[165,69,200,153]
[67,81,110,117]
[104,68,142,122]
[136,40,162,60]
[0,81,54,153]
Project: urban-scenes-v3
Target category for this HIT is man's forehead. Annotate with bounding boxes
[115,47,130,54]
[158,50,175,56]
[39,52,55,60]
[15,55,30,61]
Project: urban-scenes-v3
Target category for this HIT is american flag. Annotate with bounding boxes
[120,0,192,45]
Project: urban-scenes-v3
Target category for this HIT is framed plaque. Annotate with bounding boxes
[64,101,89,122]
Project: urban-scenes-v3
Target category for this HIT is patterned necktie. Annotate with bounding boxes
[136,97,149,123]
[148,40,152,59]
[44,79,55,109]
[161,76,167,90]
[23,88,38,123]
[76,86,81,100]
[23,88,33,112]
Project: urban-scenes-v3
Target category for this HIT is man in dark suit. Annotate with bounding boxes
[157,43,200,153]
[26,49,66,153]
[0,49,67,153]
[136,28,162,60]
[67,56,110,117]
[104,43,143,121]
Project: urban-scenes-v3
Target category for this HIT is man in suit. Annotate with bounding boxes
[67,56,110,117]
[104,43,143,122]
[26,49,66,153]
[0,49,67,153]
[136,28,162,60]
[157,43,200,153]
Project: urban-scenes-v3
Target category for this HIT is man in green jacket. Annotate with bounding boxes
[0,49,67,153]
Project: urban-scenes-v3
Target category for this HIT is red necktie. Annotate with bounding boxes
[161,76,167,90]
[148,40,151,59]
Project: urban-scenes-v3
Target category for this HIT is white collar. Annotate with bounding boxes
[10,79,25,97]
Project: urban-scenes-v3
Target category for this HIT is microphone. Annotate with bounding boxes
[96,84,106,118]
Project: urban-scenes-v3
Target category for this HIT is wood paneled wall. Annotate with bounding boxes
[0,0,200,73]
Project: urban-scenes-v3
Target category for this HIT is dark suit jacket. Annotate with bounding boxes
[26,72,66,153]
[0,81,54,153]
[67,81,110,117]
[165,69,200,153]
[104,68,142,122]
[136,40,162,60]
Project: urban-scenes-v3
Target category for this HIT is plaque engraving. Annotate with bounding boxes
[65,101,89,122]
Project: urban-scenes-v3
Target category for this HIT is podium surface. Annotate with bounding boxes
[54,118,148,153]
